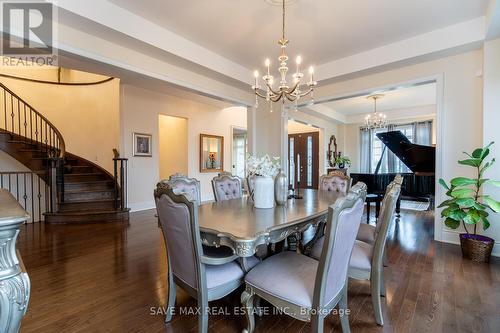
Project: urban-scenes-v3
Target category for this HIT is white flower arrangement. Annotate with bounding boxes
[247,154,280,178]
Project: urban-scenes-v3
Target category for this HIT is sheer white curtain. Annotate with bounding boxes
[360,120,433,173]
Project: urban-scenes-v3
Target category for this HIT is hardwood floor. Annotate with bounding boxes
[17,208,500,333]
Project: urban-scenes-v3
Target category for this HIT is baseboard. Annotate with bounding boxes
[440,229,500,257]
[129,200,156,212]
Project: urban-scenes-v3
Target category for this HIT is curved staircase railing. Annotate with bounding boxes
[0,81,66,215]
[0,82,66,158]
[0,81,129,223]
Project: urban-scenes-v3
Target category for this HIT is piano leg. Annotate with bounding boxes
[366,201,371,223]
[375,197,381,221]
[396,197,401,217]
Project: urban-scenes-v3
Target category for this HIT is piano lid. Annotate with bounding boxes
[376,131,435,175]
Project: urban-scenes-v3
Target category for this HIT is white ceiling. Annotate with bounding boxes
[323,83,437,115]
[108,0,488,69]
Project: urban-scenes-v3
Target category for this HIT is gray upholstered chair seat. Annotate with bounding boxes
[357,223,376,244]
[245,251,319,308]
[205,261,244,290]
[349,240,373,273]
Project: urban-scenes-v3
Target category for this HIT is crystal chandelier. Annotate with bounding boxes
[365,94,387,129]
[252,0,317,111]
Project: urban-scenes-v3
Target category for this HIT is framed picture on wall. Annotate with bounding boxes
[133,132,152,157]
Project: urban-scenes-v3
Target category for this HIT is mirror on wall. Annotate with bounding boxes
[200,134,224,173]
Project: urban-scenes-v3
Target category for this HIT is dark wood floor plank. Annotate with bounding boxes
[17,208,500,332]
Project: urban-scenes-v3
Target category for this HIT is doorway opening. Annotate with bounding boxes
[287,120,320,190]
[158,115,188,179]
[231,127,247,179]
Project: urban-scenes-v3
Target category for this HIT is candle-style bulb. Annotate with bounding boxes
[265,58,271,67]
[254,70,259,78]
[296,56,302,65]
[309,66,314,74]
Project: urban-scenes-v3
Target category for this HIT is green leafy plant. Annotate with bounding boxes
[334,156,352,168]
[438,142,500,235]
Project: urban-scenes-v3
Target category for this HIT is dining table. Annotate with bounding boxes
[198,189,345,258]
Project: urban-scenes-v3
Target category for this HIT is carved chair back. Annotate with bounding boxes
[163,173,201,203]
[320,171,351,194]
[154,183,205,293]
[372,182,401,272]
[313,182,367,308]
[212,174,243,202]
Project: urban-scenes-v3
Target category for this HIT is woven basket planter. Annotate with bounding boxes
[459,233,494,263]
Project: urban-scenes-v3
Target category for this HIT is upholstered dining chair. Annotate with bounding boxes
[163,173,237,265]
[154,183,244,333]
[356,174,403,245]
[347,181,401,326]
[320,171,351,194]
[302,172,352,250]
[212,173,262,269]
[240,183,367,333]
[211,173,243,202]
[163,173,201,203]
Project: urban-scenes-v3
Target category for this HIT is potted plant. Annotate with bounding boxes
[334,156,352,169]
[438,142,500,263]
[247,155,280,209]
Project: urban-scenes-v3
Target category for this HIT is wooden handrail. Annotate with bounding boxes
[0,81,65,158]
[0,73,114,86]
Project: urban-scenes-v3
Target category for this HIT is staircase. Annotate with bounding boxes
[0,82,129,224]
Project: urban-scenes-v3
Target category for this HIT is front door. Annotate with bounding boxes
[288,132,319,190]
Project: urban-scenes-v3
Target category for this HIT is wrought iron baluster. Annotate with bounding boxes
[30,173,34,223]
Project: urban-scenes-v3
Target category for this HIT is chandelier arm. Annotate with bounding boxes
[254,90,269,99]
[287,81,300,95]
[284,93,298,102]
[271,92,285,103]
[264,81,281,96]
[298,87,314,98]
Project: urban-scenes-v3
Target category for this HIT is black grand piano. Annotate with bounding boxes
[351,131,435,215]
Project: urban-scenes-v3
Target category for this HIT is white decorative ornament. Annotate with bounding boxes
[253,176,275,209]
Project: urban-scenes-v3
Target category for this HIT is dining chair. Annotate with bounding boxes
[246,174,256,197]
[212,173,263,268]
[163,173,238,265]
[356,174,403,245]
[163,173,201,203]
[348,181,401,326]
[302,172,353,251]
[320,171,351,194]
[240,183,367,333]
[154,182,244,333]
[211,173,243,201]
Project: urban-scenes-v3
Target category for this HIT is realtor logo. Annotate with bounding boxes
[1,1,57,65]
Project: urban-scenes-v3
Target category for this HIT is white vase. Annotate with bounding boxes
[253,176,275,209]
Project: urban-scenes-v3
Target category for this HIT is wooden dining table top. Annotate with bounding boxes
[197,189,345,256]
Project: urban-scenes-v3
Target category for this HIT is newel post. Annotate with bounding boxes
[113,157,128,210]
[0,190,31,333]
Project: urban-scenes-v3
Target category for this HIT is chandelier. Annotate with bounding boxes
[365,94,387,129]
[252,0,317,111]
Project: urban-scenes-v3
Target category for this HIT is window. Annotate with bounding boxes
[306,135,313,187]
[361,121,431,174]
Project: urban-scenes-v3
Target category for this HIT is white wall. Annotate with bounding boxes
[483,38,500,256]
[121,84,246,210]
